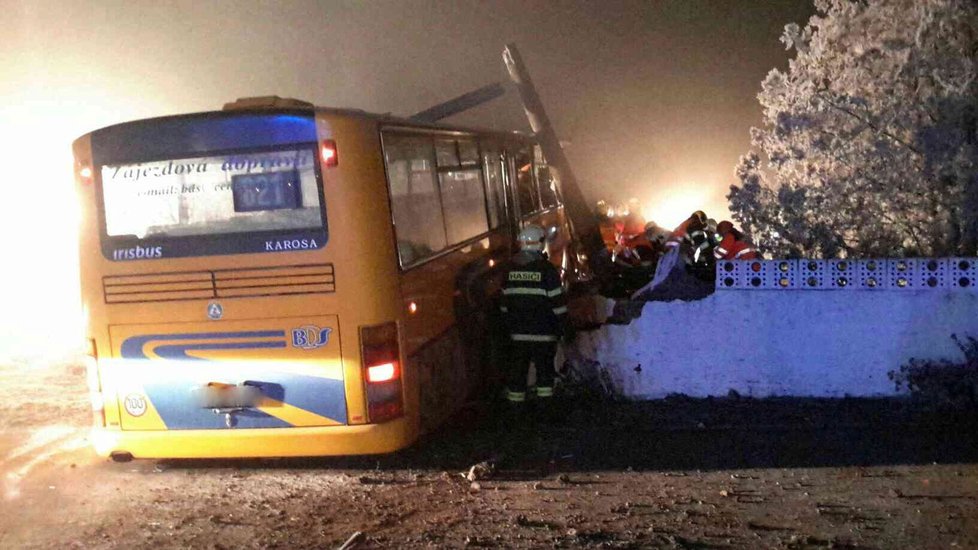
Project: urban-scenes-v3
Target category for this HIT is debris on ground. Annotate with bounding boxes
[465,460,495,482]
[337,531,365,550]
[2,359,978,549]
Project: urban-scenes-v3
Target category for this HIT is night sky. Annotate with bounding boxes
[6,0,815,208]
[0,0,815,349]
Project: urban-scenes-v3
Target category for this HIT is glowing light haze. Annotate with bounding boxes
[0,0,812,358]
[642,189,716,231]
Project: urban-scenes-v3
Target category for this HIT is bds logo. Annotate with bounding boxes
[291,325,332,350]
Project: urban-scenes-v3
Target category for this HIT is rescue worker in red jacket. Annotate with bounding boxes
[714,220,760,260]
[665,210,707,251]
[499,224,567,405]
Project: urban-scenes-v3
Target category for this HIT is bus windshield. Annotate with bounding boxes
[98,144,327,260]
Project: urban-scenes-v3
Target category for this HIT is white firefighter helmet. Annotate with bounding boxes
[517,224,546,252]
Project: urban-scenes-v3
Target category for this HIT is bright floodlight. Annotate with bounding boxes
[642,189,711,230]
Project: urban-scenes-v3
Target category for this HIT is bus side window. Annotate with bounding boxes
[537,166,560,210]
[458,141,480,166]
[437,140,489,245]
[482,146,505,229]
[435,139,459,167]
[514,146,539,218]
[535,145,559,210]
[384,134,448,266]
[551,167,564,206]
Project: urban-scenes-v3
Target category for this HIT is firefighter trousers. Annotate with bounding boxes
[506,341,557,401]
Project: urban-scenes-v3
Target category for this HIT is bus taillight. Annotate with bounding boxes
[77,163,93,184]
[320,140,338,167]
[360,322,404,423]
[366,361,398,383]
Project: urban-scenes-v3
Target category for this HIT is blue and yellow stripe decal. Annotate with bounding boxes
[118,330,346,430]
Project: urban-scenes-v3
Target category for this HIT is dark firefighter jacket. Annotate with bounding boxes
[499,250,567,342]
[683,222,714,265]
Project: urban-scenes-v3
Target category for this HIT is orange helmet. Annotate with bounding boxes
[717,220,734,236]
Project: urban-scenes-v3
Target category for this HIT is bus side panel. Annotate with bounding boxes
[409,327,466,430]
[74,134,122,429]
[399,235,507,431]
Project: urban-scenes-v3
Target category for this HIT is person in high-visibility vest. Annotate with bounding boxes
[499,224,567,405]
[714,220,760,260]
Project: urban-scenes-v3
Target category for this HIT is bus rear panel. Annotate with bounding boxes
[74,109,418,459]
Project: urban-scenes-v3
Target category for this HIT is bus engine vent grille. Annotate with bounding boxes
[102,264,336,303]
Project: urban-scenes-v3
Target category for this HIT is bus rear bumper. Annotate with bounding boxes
[91,417,420,459]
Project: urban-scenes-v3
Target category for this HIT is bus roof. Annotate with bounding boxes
[77,97,534,147]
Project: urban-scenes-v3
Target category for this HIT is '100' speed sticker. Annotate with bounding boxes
[124,394,147,417]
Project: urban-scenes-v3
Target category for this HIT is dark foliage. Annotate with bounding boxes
[889,334,978,412]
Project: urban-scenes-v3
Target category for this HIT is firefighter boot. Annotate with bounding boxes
[533,385,561,424]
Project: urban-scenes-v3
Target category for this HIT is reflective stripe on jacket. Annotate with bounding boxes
[500,250,566,341]
[717,233,759,261]
[733,245,758,259]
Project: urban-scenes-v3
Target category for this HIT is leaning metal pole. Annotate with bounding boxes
[410,82,506,123]
[502,43,603,255]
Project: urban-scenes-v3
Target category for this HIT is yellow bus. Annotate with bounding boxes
[72,97,574,460]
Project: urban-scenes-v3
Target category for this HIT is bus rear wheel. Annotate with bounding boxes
[109,451,133,463]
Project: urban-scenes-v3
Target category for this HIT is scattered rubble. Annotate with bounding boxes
[2,362,978,549]
[465,461,495,482]
[337,531,365,550]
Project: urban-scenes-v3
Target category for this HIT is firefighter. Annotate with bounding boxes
[612,226,641,267]
[638,221,667,266]
[714,221,735,259]
[644,221,668,249]
[665,210,707,250]
[594,200,612,222]
[683,214,713,265]
[499,224,567,406]
[714,220,759,260]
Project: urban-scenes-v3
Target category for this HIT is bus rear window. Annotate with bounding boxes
[99,145,327,260]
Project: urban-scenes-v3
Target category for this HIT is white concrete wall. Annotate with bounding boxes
[569,282,978,399]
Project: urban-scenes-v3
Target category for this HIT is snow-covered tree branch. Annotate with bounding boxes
[729,0,978,258]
